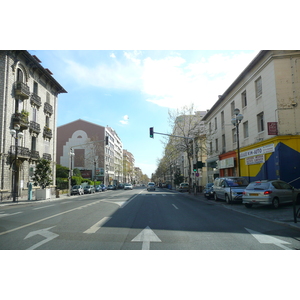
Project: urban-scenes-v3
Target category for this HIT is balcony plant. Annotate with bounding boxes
[21,109,29,117]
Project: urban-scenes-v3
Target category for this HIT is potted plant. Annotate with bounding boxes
[32,159,52,200]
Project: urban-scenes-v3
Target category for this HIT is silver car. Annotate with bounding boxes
[71,185,84,195]
[242,180,300,209]
[147,182,155,191]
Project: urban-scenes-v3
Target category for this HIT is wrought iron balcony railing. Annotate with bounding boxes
[14,82,30,100]
[30,150,40,160]
[29,121,41,134]
[10,145,30,158]
[43,153,52,160]
[44,102,53,115]
[30,93,42,107]
[43,126,52,139]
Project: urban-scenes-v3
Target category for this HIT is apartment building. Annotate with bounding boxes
[202,50,300,187]
[0,50,66,200]
[57,119,124,185]
[123,149,135,183]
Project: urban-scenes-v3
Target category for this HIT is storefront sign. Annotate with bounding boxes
[240,144,274,159]
[245,155,265,165]
[219,157,234,169]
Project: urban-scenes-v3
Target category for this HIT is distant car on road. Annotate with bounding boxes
[95,185,102,192]
[124,183,133,190]
[203,183,214,199]
[107,184,117,190]
[100,184,107,191]
[84,185,95,194]
[242,180,300,208]
[71,185,84,195]
[179,182,189,192]
[147,182,156,191]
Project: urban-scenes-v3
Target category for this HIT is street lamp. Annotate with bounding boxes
[10,124,24,202]
[69,148,75,196]
[231,108,243,177]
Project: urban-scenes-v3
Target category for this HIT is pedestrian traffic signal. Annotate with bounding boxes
[105,136,109,145]
[150,127,154,138]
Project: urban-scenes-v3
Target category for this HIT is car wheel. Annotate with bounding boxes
[272,197,280,209]
[214,193,219,201]
[225,194,231,204]
[245,203,253,208]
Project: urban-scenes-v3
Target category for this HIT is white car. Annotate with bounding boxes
[147,182,156,191]
[124,183,133,190]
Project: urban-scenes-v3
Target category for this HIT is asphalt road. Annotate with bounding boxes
[1,186,300,250]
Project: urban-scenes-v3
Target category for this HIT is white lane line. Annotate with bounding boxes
[172,204,179,210]
[121,190,144,208]
[0,212,22,218]
[33,204,55,210]
[84,217,112,234]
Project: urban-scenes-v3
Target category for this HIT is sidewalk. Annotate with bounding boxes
[178,190,300,231]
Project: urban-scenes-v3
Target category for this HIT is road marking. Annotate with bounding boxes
[0,199,102,236]
[172,204,179,210]
[33,204,55,210]
[84,217,112,234]
[131,226,162,250]
[245,228,292,250]
[0,211,22,218]
[24,226,59,250]
[121,190,144,208]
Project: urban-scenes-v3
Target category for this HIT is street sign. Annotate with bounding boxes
[196,173,199,177]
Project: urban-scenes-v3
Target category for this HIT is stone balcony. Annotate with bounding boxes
[14,82,30,100]
[30,93,42,107]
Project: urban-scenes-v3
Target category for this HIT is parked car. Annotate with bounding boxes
[71,185,84,195]
[95,185,102,192]
[100,184,107,191]
[124,183,133,190]
[213,177,248,203]
[147,182,156,191]
[118,183,124,189]
[84,185,95,194]
[203,183,214,199]
[242,180,300,208]
[107,184,117,190]
[179,182,189,192]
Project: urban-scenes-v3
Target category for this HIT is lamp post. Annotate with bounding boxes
[231,108,244,177]
[69,148,75,196]
[10,124,24,202]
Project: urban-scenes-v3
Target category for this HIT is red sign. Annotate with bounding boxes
[267,122,278,135]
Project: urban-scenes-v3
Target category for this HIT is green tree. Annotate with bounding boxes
[173,170,184,186]
[32,159,52,189]
[56,164,69,178]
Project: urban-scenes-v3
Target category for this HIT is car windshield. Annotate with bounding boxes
[246,182,270,190]
[226,178,248,186]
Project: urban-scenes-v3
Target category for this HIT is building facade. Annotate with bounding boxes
[202,50,300,187]
[0,50,66,200]
[123,149,135,183]
[57,119,123,185]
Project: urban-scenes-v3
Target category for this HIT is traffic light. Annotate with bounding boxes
[149,127,154,138]
[193,164,197,172]
[105,136,109,145]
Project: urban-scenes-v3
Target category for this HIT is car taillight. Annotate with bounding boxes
[264,190,272,195]
[243,191,246,195]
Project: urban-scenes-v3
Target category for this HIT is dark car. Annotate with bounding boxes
[242,180,300,208]
[203,183,214,199]
[84,185,95,194]
[95,185,102,192]
[100,184,107,191]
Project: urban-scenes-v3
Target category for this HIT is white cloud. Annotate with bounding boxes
[119,115,129,125]
[63,51,260,111]
[110,53,116,58]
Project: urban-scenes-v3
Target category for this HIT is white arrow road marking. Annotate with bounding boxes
[245,228,292,250]
[131,226,162,250]
[0,212,22,218]
[84,217,111,234]
[24,226,59,250]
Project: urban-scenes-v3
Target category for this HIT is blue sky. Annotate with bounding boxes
[28,50,260,177]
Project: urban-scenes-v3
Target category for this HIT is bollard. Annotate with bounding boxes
[56,189,60,198]
[28,182,32,201]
